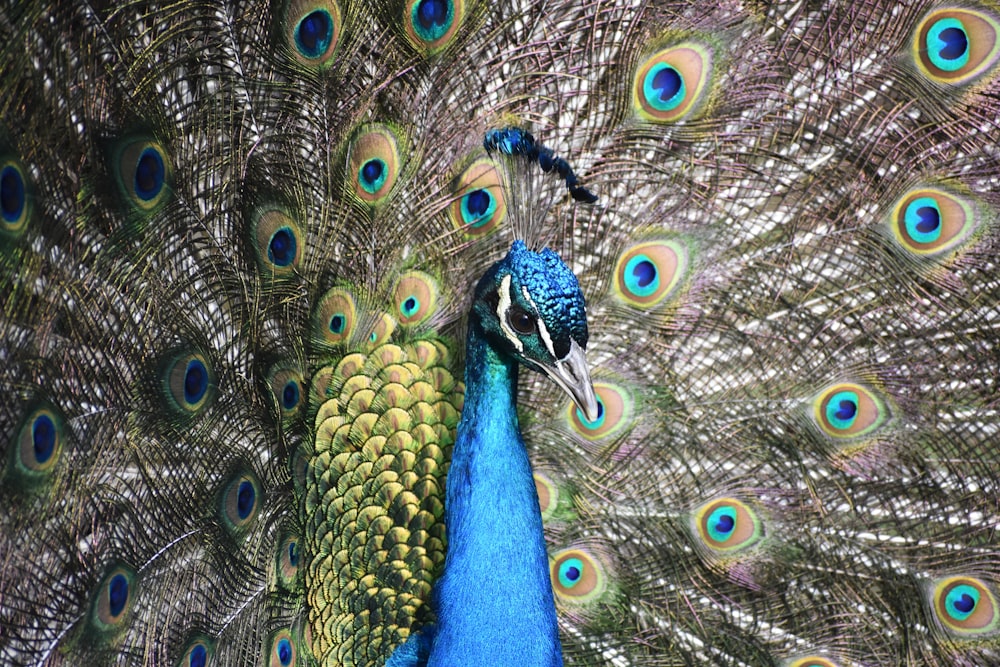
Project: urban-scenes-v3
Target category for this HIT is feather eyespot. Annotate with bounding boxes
[292,445,310,493]
[393,271,439,327]
[268,364,305,420]
[286,0,342,66]
[567,382,633,441]
[634,42,713,122]
[163,351,215,415]
[404,0,465,53]
[90,565,136,634]
[348,126,402,203]
[251,207,303,278]
[534,473,558,521]
[890,187,977,256]
[313,288,357,347]
[693,498,763,554]
[115,139,171,212]
[177,638,213,667]
[365,312,397,347]
[275,531,301,588]
[220,471,262,536]
[551,549,606,603]
[269,630,297,667]
[281,379,300,413]
[449,159,505,237]
[10,407,65,480]
[812,383,887,439]
[0,157,29,237]
[932,576,999,636]
[914,8,1000,84]
[613,240,688,308]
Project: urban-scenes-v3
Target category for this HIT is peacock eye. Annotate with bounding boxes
[508,306,536,334]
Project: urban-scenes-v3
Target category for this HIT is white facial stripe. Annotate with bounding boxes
[521,285,556,358]
[497,274,523,352]
[535,314,556,358]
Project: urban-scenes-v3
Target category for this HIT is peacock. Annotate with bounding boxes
[2,0,1000,665]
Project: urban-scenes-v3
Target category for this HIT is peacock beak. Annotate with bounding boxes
[542,340,600,422]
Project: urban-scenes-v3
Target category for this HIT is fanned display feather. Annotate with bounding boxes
[2,1,1000,666]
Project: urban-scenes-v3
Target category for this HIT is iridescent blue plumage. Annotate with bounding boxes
[390,241,597,666]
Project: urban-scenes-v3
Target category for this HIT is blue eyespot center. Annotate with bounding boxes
[32,414,56,464]
[707,506,739,543]
[282,380,300,410]
[360,159,386,191]
[632,259,656,288]
[268,227,297,267]
[928,18,971,71]
[905,197,944,244]
[0,165,25,222]
[825,390,859,430]
[644,63,685,111]
[134,148,165,201]
[713,513,735,535]
[402,296,419,317]
[277,637,293,665]
[189,644,208,667]
[652,66,682,102]
[558,557,585,588]
[835,399,857,422]
[288,540,300,566]
[236,480,256,520]
[329,314,345,334]
[624,255,660,297]
[954,592,976,613]
[412,0,452,42]
[463,188,493,225]
[184,359,209,405]
[108,573,129,618]
[418,0,448,29]
[915,206,941,234]
[945,583,981,621]
[939,26,969,62]
[296,10,333,58]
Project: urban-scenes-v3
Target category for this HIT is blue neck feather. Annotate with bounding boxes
[425,319,563,667]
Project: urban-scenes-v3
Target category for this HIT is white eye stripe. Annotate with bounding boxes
[536,317,556,358]
[497,274,523,352]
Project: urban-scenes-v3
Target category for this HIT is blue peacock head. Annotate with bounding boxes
[473,240,599,420]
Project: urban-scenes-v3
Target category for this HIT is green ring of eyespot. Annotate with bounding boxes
[824,390,859,431]
[643,62,686,112]
[557,557,585,589]
[706,505,738,543]
[622,254,660,297]
[904,196,943,244]
[926,17,970,72]
[409,0,454,42]
[461,188,496,227]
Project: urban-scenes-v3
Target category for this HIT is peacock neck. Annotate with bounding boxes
[426,319,563,667]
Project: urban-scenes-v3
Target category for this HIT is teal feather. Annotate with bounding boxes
[407,239,595,667]
[3,1,1000,666]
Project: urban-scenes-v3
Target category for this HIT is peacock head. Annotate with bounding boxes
[473,240,600,421]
